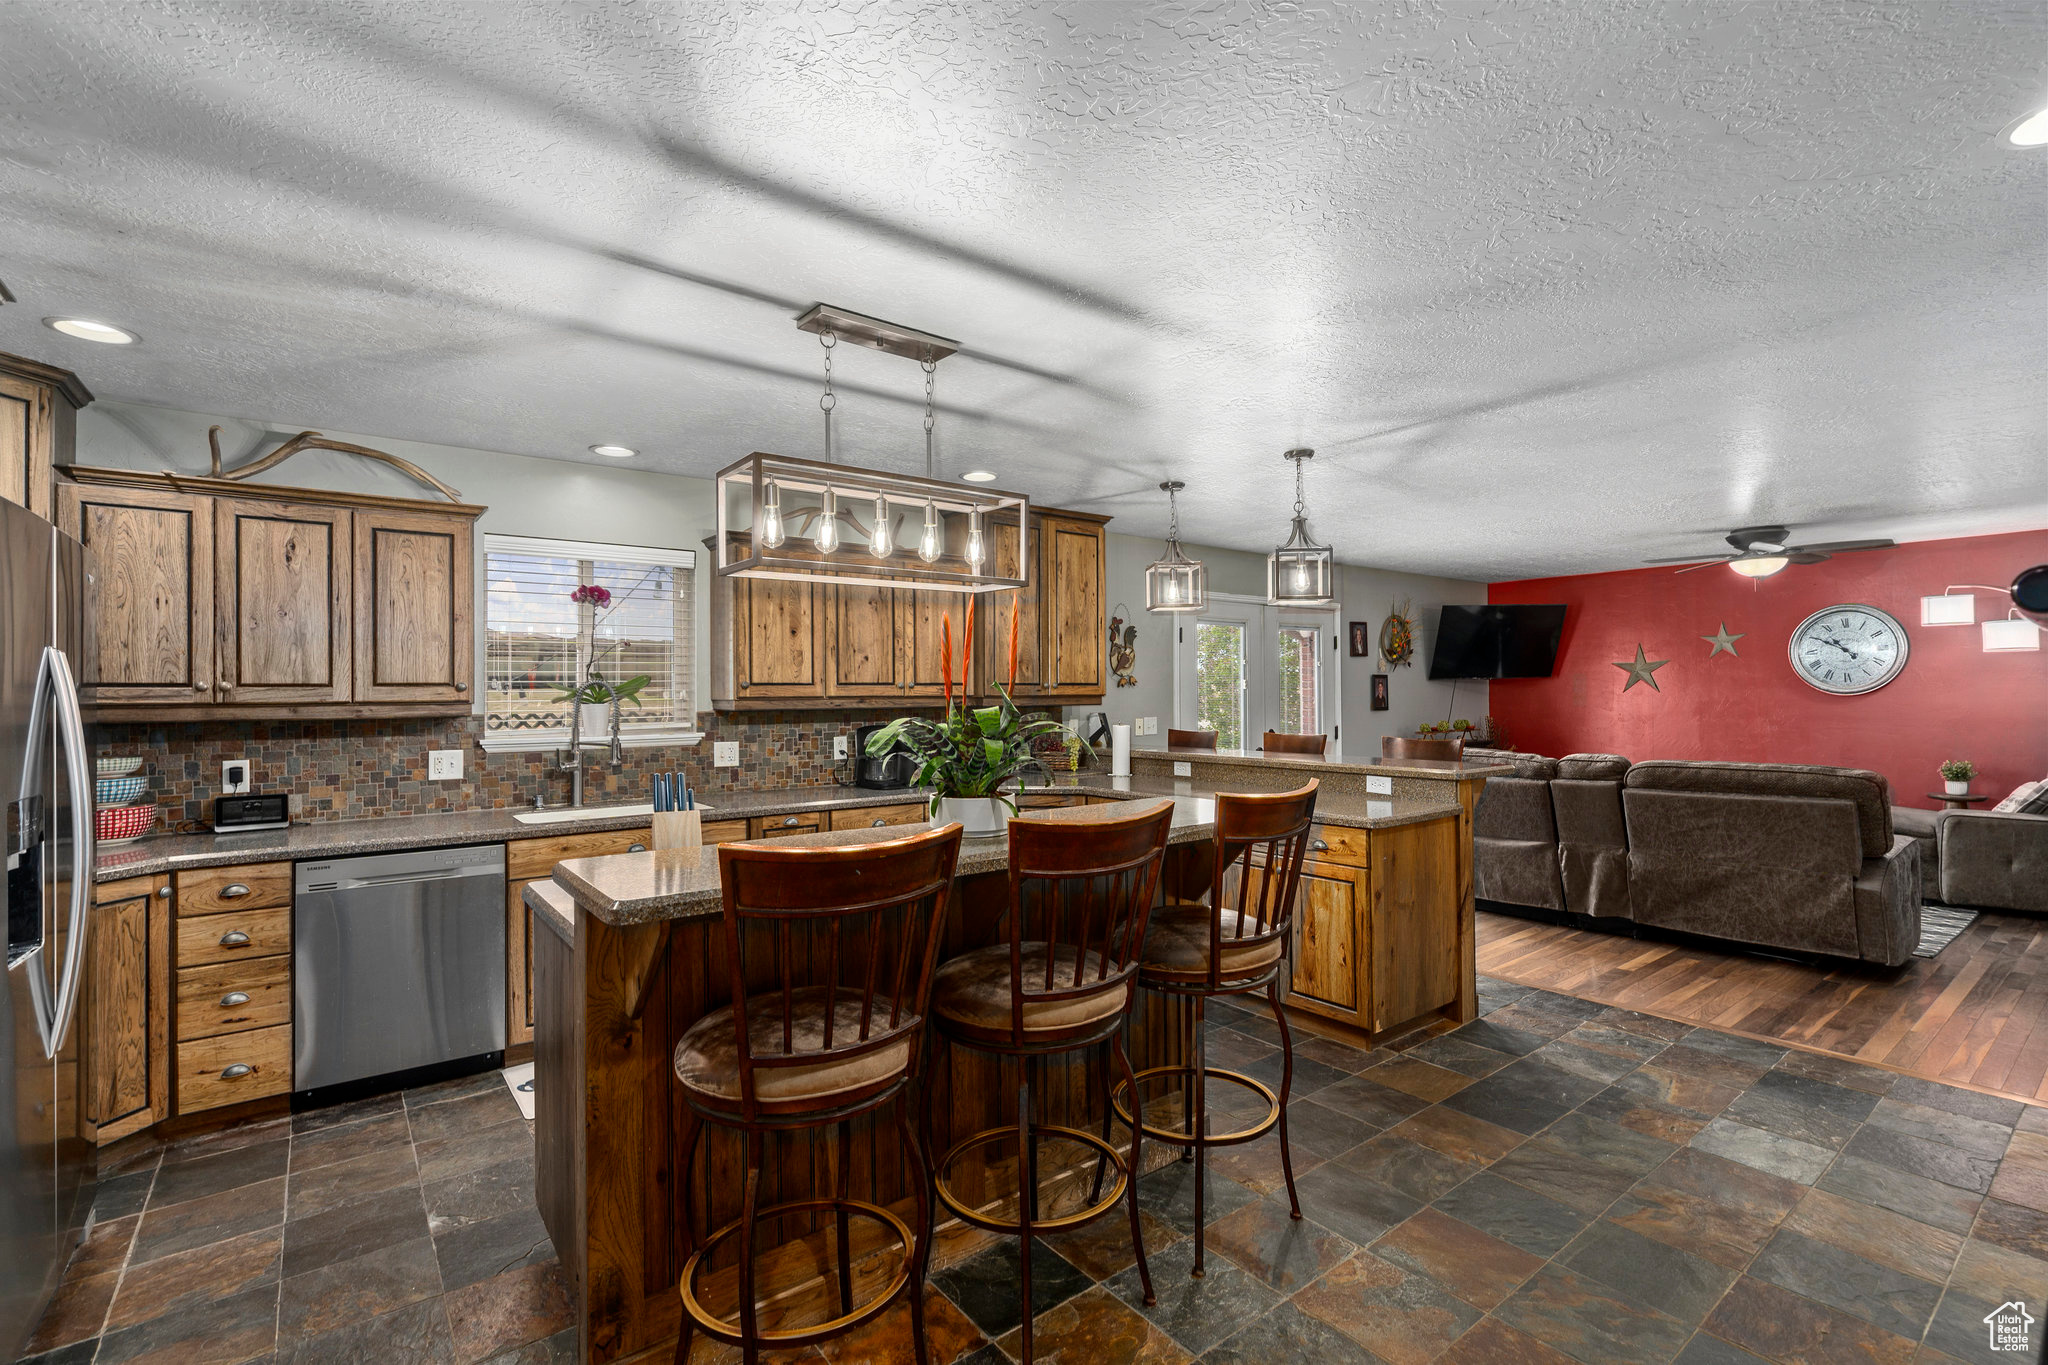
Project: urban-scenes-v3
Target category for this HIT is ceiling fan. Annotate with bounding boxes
[1644,526,1896,578]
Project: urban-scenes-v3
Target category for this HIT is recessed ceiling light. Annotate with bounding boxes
[44,317,137,344]
[962,470,996,483]
[2002,106,2048,147]
[589,444,636,458]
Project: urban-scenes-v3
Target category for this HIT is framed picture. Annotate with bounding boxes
[1370,673,1389,711]
[1349,621,1372,657]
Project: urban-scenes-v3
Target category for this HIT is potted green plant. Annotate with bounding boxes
[1939,758,1976,796]
[866,602,1063,836]
[552,669,652,737]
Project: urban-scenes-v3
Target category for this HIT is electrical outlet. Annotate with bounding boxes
[428,749,464,780]
[1173,761,1192,778]
[1366,775,1393,795]
[1137,717,1157,736]
[221,760,250,795]
[714,741,740,768]
[833,735,849,760]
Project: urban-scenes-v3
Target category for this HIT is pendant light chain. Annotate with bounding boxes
[1293,452,1307,517]
[819,330,838,464]
[1168,482,1182,543]
[922,356,937,479]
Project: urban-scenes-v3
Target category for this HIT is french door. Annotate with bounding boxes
[1173,595,1341,748]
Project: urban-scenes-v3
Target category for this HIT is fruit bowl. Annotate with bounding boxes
[96,775,147,807]
[95,757,144,778]
[95,805,156,845]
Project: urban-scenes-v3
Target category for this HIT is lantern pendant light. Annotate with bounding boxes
[1145,481,1208,613]
[1267,448,1335,606]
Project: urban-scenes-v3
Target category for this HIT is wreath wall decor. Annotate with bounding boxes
[1379,600,1417,670]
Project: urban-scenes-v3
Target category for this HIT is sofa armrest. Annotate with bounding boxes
[1939,811,2048,913]
[1853,834,1922,967]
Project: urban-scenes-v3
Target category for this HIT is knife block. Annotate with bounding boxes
[651,810,701,851]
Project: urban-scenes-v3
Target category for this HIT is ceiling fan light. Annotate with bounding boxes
[1730,556,1789,579]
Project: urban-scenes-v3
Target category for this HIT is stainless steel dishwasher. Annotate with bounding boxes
[293,844,507,1097]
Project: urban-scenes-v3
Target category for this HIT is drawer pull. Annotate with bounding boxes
[628,843,646,852]
[220,884,251,899]
[219,992,250,1008]
[218,930,251,947]
[455,681,468,692]
[781,816,800,827]
[1310,839,1329,852]
[157,885,172,899]
[194,679,209,691]
[220,1063,253,1080]
[872,818,887,827]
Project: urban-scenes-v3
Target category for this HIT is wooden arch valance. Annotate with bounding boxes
[208,425,463,502]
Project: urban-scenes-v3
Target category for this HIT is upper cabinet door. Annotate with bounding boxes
[215,498,352,705]
[58,483,216,706]
[825,579,905,697]
[1043,517,1105,696]
[353,508,474,704]
[729,574,827,701]
[980,518,1043,697]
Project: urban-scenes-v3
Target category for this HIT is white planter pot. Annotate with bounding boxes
[936,796,1009,837]
[579,703,612,738]
[1944,779,1970,795]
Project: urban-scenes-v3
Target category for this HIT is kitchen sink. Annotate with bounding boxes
[512,802,713,826]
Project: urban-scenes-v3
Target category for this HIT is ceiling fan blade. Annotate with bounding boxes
[1673,560,1731,574]
[1781,539,1895,555]
[1726,526,1790,552]
[1785,552,1830,565]
[1643,554,1735,565]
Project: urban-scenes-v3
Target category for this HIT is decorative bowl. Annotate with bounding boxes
[95,757,144,778]
[96,775,147,807]
[95,805,156,844]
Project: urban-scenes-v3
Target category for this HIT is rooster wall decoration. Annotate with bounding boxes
[1108,606,1139,689]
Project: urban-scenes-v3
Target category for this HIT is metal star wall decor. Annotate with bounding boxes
[1702,623,1744,657]
[1614,645,1670,692]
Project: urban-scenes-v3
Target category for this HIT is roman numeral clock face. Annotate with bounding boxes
[1788,604,1910,695]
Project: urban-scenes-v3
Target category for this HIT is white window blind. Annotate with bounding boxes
[482,534,697,750]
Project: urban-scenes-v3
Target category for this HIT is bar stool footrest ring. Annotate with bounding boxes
[679,1196,913,1347]
[932,1123,1129,1234]
[1110,1064,1280,1148]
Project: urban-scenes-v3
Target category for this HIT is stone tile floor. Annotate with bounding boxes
[22,977,2048,1364]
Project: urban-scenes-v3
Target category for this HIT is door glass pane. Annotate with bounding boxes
[1194,621,1245,750]
[1277,626,1320,734]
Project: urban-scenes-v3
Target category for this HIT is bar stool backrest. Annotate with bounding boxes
[1205,781,1320,988]
[1384,735,1464,761]
[1262,731,1328,755]
[716,823,964,1117]
[1001,799,1176,1044]
[1166,728,1218,751]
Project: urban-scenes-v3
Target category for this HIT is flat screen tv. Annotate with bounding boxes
[1428,605,1567,679]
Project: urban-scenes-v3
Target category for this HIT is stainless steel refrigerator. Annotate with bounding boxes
[1,496,94,1360]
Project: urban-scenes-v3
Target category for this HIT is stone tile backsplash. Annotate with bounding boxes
[93,709,937,833]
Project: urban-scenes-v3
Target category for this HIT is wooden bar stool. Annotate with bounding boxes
[1262,731,1328,755]
[926,800,1173,1363]
[671,823,964,1365]
[1114,781,1319,1278]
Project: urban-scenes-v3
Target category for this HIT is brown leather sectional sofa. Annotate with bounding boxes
[1469,750,1923,967]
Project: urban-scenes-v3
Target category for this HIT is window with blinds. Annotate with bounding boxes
[482,534,697,748]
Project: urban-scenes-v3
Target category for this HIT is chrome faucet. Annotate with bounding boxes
[553,697,626,809]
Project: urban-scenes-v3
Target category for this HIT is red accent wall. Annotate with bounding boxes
[1487,531,2048,811]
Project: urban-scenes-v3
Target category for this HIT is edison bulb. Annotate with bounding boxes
[814,489,839,554]
[918,500,942,563]
[869,495,892,558]
[965,509,986,571]
[760,480,785,550]
[1291,560,1309,592]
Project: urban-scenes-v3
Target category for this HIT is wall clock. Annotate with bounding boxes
[1787,604,1909,695]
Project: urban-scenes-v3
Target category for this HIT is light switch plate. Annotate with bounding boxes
[714,741,740,768]
[428,749,463,780]
[1174,761,1192,777]
[1366,775,1393,795]
[1137,717,1157,735]
[221,760,250,795]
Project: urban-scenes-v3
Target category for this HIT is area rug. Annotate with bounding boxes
[501,1060,536,1119]
[1915,905,1979,959]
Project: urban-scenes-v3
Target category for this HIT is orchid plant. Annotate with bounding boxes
[865,601,1064,815]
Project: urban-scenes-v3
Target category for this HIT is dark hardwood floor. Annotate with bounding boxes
[1479,907,2048,1108]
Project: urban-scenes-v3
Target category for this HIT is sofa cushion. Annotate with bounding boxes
[1464,748,1558,779]
[1475,777,1558,842]
[1890,805,1942,901]
[1557,754,1630,780]
[1625,760,1893,858]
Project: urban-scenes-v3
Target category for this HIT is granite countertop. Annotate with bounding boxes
[1055,772,1460,832]
[523,879,577,943]
[1128,749,1512,781]
[553,797,1216,927]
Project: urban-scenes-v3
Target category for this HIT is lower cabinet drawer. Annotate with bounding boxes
[177,1024,291,1112]
[829,803,928,831]
[750,813,823,838]
[1308,825,1370,866]
[177,907,291,966]
[176,955,291,1040]
[703,819,751,844]
[508,830,651,880]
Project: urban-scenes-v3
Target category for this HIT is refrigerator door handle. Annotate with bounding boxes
[45,646,92,1056]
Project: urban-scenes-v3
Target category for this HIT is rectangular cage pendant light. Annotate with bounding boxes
[715,451,1029,593]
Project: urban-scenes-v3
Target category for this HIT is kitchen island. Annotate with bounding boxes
[533,765,1502,1363]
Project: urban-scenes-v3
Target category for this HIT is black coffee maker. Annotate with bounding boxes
[850,722,918,789]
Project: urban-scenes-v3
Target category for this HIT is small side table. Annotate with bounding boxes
[1927,791,1990,811]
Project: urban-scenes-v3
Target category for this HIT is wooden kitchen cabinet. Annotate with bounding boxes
[172,862,294,1115]
[57,467,483,720]
[83,873,169,1142]
[825,578,906,696]
[508,828,653,1048]
[1041,516,1106,697]
[728,572,829,702]
[828,802,928,831]
[0,351,90,521]
[749,812,823,838]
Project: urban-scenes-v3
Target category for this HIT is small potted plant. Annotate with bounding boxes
[552,668,652,738]
[866,602,1063,836]
[1939,759,1976,796]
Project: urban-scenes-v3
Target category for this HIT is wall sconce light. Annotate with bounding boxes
[1982,610,2043,653]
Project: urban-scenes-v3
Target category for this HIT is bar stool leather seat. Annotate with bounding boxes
[1140,904,1285,978]
[932,943,1129,1035]
[674,987,914,1105]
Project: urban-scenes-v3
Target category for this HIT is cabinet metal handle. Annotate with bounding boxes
[157,885,172,899]
[872,818,887,827]
[781,816,800,827]
[194,679,209,691]
[220,884,250,899]
[220,1063,253,1079]
[1310,839,1329,852]
[455,682,468,692]
[221,682,234,691]
[219,992,250,1008]
[628,843,646,853]
[218,930,251,946]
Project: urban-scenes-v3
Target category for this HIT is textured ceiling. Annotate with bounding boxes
[0,0,2043,580]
